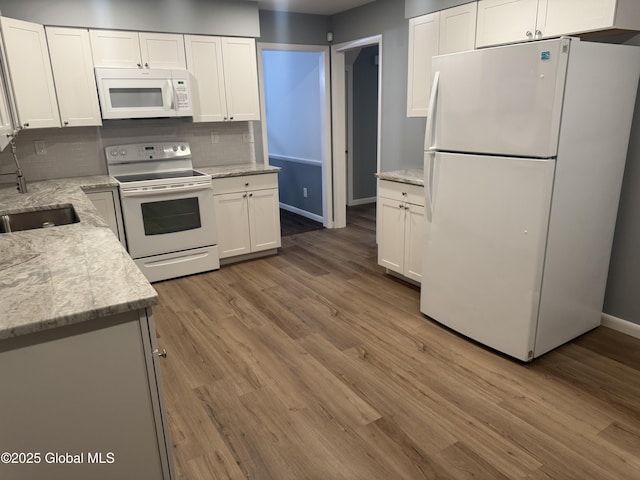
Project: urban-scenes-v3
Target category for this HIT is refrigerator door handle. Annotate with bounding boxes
[424,71,440,151]
[425,150,435,223]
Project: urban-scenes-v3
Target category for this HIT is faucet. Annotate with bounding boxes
[10,139,26,194]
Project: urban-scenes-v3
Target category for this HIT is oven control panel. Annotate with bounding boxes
[106,142,191,164]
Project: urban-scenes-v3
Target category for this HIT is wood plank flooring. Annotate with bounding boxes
[153,204,640,480]
[280,209,324,237]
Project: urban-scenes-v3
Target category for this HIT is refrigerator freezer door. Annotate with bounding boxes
[420,153,555,361]
[430,38,569,158]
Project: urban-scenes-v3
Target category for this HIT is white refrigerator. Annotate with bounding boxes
[420,38,640,361]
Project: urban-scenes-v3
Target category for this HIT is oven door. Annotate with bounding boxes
[120,184,216,259]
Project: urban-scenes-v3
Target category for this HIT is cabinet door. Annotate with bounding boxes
[0,311,168,480]
[90,29,142,68]
[0,17,60,129]
[185,35,228,122]
[0,37,17,151]
[214,192,251,258]
[46,27,102,127]
[476,0,538,47]
[248,188,281,252]
[404,203,425,283]
[221,37,260,121]
[139,32,186,69]
[377,195,406,274]
[85,190,123,242]
[407,12,440,117]
[538,0,616,37]
[439,3,477,54]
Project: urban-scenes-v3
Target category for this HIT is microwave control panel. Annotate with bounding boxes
[173,79,190,110]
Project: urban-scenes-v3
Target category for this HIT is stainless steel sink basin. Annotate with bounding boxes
[0,206,79,233]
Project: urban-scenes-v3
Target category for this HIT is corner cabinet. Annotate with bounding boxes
[377,180,425,284]
[476,0,640,48]
[212,173,281,262]
[185,35,260,122]
[45,27,102,127]
[0,17,60,129]
[89,29,186,69]
[0,309,174,480]
[407,3,477,117]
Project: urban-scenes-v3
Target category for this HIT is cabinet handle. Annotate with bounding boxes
[137,63,142,68]
[224,117,228,121]
[153,348,167,358]
[404,206,409,210]
[230,116,234,120]
[249,193,253,197]
[145,62,149,68]
[245,182,249,187]
[535,29,543,38]
[399,204,404,208]
[63,121,69,126]
[22,123,29,128]
[526,30,533,39]
[243,193,247,198]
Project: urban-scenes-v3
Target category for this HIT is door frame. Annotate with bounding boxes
[331,34,382,228]
[257,43,332,227]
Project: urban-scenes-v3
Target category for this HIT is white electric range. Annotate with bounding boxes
[107,141,219,282]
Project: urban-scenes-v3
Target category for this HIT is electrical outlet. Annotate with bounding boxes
[303,187,308,198]
[242,132,254,143]
[34,140,47,155]
[210,132,219,144]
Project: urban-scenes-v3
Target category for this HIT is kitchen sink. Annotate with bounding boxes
[0,205,79,233]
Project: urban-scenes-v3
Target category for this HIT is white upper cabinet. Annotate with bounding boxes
[90,30,186,69]
[185,35,260,123]
[46,27,102,127]
[0,17,60,129]
[439,2,478,54]
[220,37,260,122]
[0,35,17,150]
[138,32,187,69]
[407,12,440,117]
[407,3,477,117]
[477,0,640,48]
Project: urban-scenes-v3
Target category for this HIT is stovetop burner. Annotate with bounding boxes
[114,170,206,183]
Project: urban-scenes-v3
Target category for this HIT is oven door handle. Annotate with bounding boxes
[120,183,212,198]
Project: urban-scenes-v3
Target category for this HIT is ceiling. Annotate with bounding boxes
[254,0,377,16]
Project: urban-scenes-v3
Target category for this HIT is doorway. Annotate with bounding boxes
[331,35,382,228]
[257,43,331,227]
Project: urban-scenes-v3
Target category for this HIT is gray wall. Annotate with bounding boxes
[269,157,322,216]
[405,0,475,18]
[0,0,260,36]
[333,0,425,172]
[601,32,640,325]
[259,10,330,45]
[352,46,378,201]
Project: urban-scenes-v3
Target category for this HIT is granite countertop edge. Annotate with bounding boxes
[376,169,424,187]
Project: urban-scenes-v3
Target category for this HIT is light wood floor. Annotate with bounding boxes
[153,204,640,480]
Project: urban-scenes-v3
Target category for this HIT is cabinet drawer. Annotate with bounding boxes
[212,173,278,195]
[378,179,424,206]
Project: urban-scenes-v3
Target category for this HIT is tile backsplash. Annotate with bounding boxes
[0,119,257,184]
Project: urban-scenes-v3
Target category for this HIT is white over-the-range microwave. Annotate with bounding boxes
[94,68,193,119]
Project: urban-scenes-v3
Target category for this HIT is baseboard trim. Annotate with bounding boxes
[348,197,376,206]
[601,313,640,339]
[279,203,323,223]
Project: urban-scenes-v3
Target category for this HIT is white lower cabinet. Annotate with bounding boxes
[212,173,281,261]
[0,309,174,480]
[377,180,425,283]
[84,188,126,245]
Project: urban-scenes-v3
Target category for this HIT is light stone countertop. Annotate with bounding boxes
[0,175,157,341]
[198,163,281,178]
[376,169,424,186]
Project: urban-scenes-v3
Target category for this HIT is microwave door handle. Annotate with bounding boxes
[164,80,175,111]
